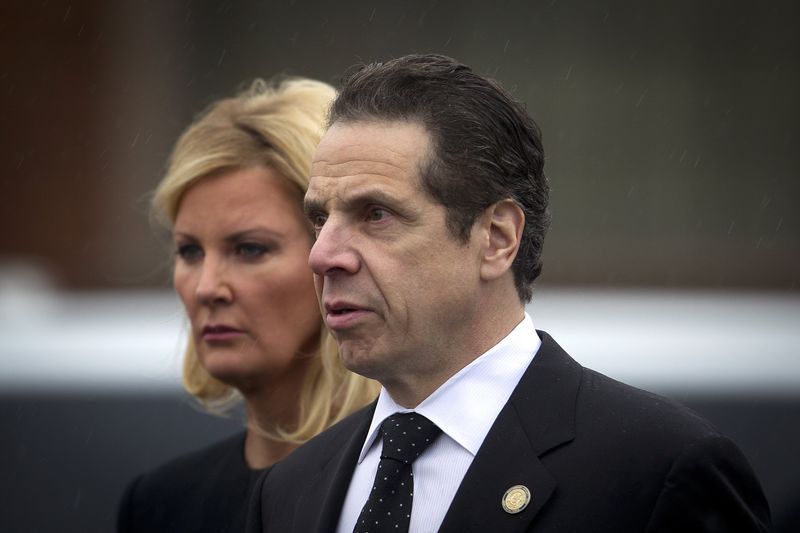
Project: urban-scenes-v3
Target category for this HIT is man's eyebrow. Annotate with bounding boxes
[305,188,405,216]
[343,189,401,209]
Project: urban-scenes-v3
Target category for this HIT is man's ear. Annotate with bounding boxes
[479,199,524,281]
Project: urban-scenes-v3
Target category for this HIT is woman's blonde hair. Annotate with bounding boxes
[152,77,378,444]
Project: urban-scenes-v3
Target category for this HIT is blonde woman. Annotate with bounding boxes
[117,78,378,533]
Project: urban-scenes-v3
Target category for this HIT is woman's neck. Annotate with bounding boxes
[240,382,303,469]
[243,427,297,469]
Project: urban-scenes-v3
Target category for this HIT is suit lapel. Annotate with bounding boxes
[290,403,376,533]
[439,332,582,532]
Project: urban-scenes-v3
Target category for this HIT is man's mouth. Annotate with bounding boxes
[324,303,370,329]
[330,307,357,315]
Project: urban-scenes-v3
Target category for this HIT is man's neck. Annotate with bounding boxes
[383,304,526,408]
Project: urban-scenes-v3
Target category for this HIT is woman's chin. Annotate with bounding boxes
[206,367,250,388]
[198,346,311,394]
[200,353,258,388]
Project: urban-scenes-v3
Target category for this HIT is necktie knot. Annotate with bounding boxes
[379,412,442,464]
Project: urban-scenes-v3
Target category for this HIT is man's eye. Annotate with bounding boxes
[310,213,327,229]
[236,243,269,258]
[366,207,389,222]
[176,243,203,262]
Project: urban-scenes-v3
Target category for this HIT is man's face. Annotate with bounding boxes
[305,121,486,401]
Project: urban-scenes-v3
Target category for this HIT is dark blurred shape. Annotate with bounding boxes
[0,392,241,533]
[1,0,798,289]
[1,1,114,288]
[773,491,800,533]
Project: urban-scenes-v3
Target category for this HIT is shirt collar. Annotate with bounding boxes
[357,313,540,462]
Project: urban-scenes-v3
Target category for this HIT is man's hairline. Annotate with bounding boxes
[321,115,442,203]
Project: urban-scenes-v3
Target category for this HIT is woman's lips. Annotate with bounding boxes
[201,325,244,343]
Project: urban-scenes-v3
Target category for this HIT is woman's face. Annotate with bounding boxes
[173,166,321,393]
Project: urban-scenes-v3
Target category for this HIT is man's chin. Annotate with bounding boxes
[338,341,386,380]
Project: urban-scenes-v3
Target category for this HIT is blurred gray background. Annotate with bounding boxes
[1,1,798,532]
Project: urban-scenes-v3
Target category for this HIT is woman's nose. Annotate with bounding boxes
[194,257,233,305]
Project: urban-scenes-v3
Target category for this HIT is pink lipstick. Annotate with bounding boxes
[201,325,244,343]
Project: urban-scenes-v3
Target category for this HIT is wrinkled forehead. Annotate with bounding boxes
[314,119,430,166]
[307,120,432,201]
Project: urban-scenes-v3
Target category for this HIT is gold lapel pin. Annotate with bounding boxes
[501,484,531,514]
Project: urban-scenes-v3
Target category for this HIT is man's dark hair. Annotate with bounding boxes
[329,53,550,302]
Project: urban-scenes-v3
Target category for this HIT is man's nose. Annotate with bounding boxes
[308,219,360,276]
[195,256,233,305]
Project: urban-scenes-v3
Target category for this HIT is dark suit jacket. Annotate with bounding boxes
[118,432,264,533]
[247,331,771,532]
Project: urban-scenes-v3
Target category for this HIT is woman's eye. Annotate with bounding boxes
[236,242,269,258]
[176,243,203,262]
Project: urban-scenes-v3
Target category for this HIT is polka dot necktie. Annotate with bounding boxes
[352,412,443,533]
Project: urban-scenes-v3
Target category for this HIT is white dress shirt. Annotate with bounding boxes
[336,313,541,533]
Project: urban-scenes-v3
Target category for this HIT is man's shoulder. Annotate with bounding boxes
[529,331,722,452]
[581,365,718,437]
[570,368,770,531]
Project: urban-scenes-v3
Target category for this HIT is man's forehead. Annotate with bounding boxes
[312,120,430,167]
[308,120,431,203]
[310,157,409,182]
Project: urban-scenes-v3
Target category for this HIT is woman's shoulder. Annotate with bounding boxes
[117,431,253,533]
[139,431,247,485]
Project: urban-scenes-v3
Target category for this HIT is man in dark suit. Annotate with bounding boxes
[247,54,770,532]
